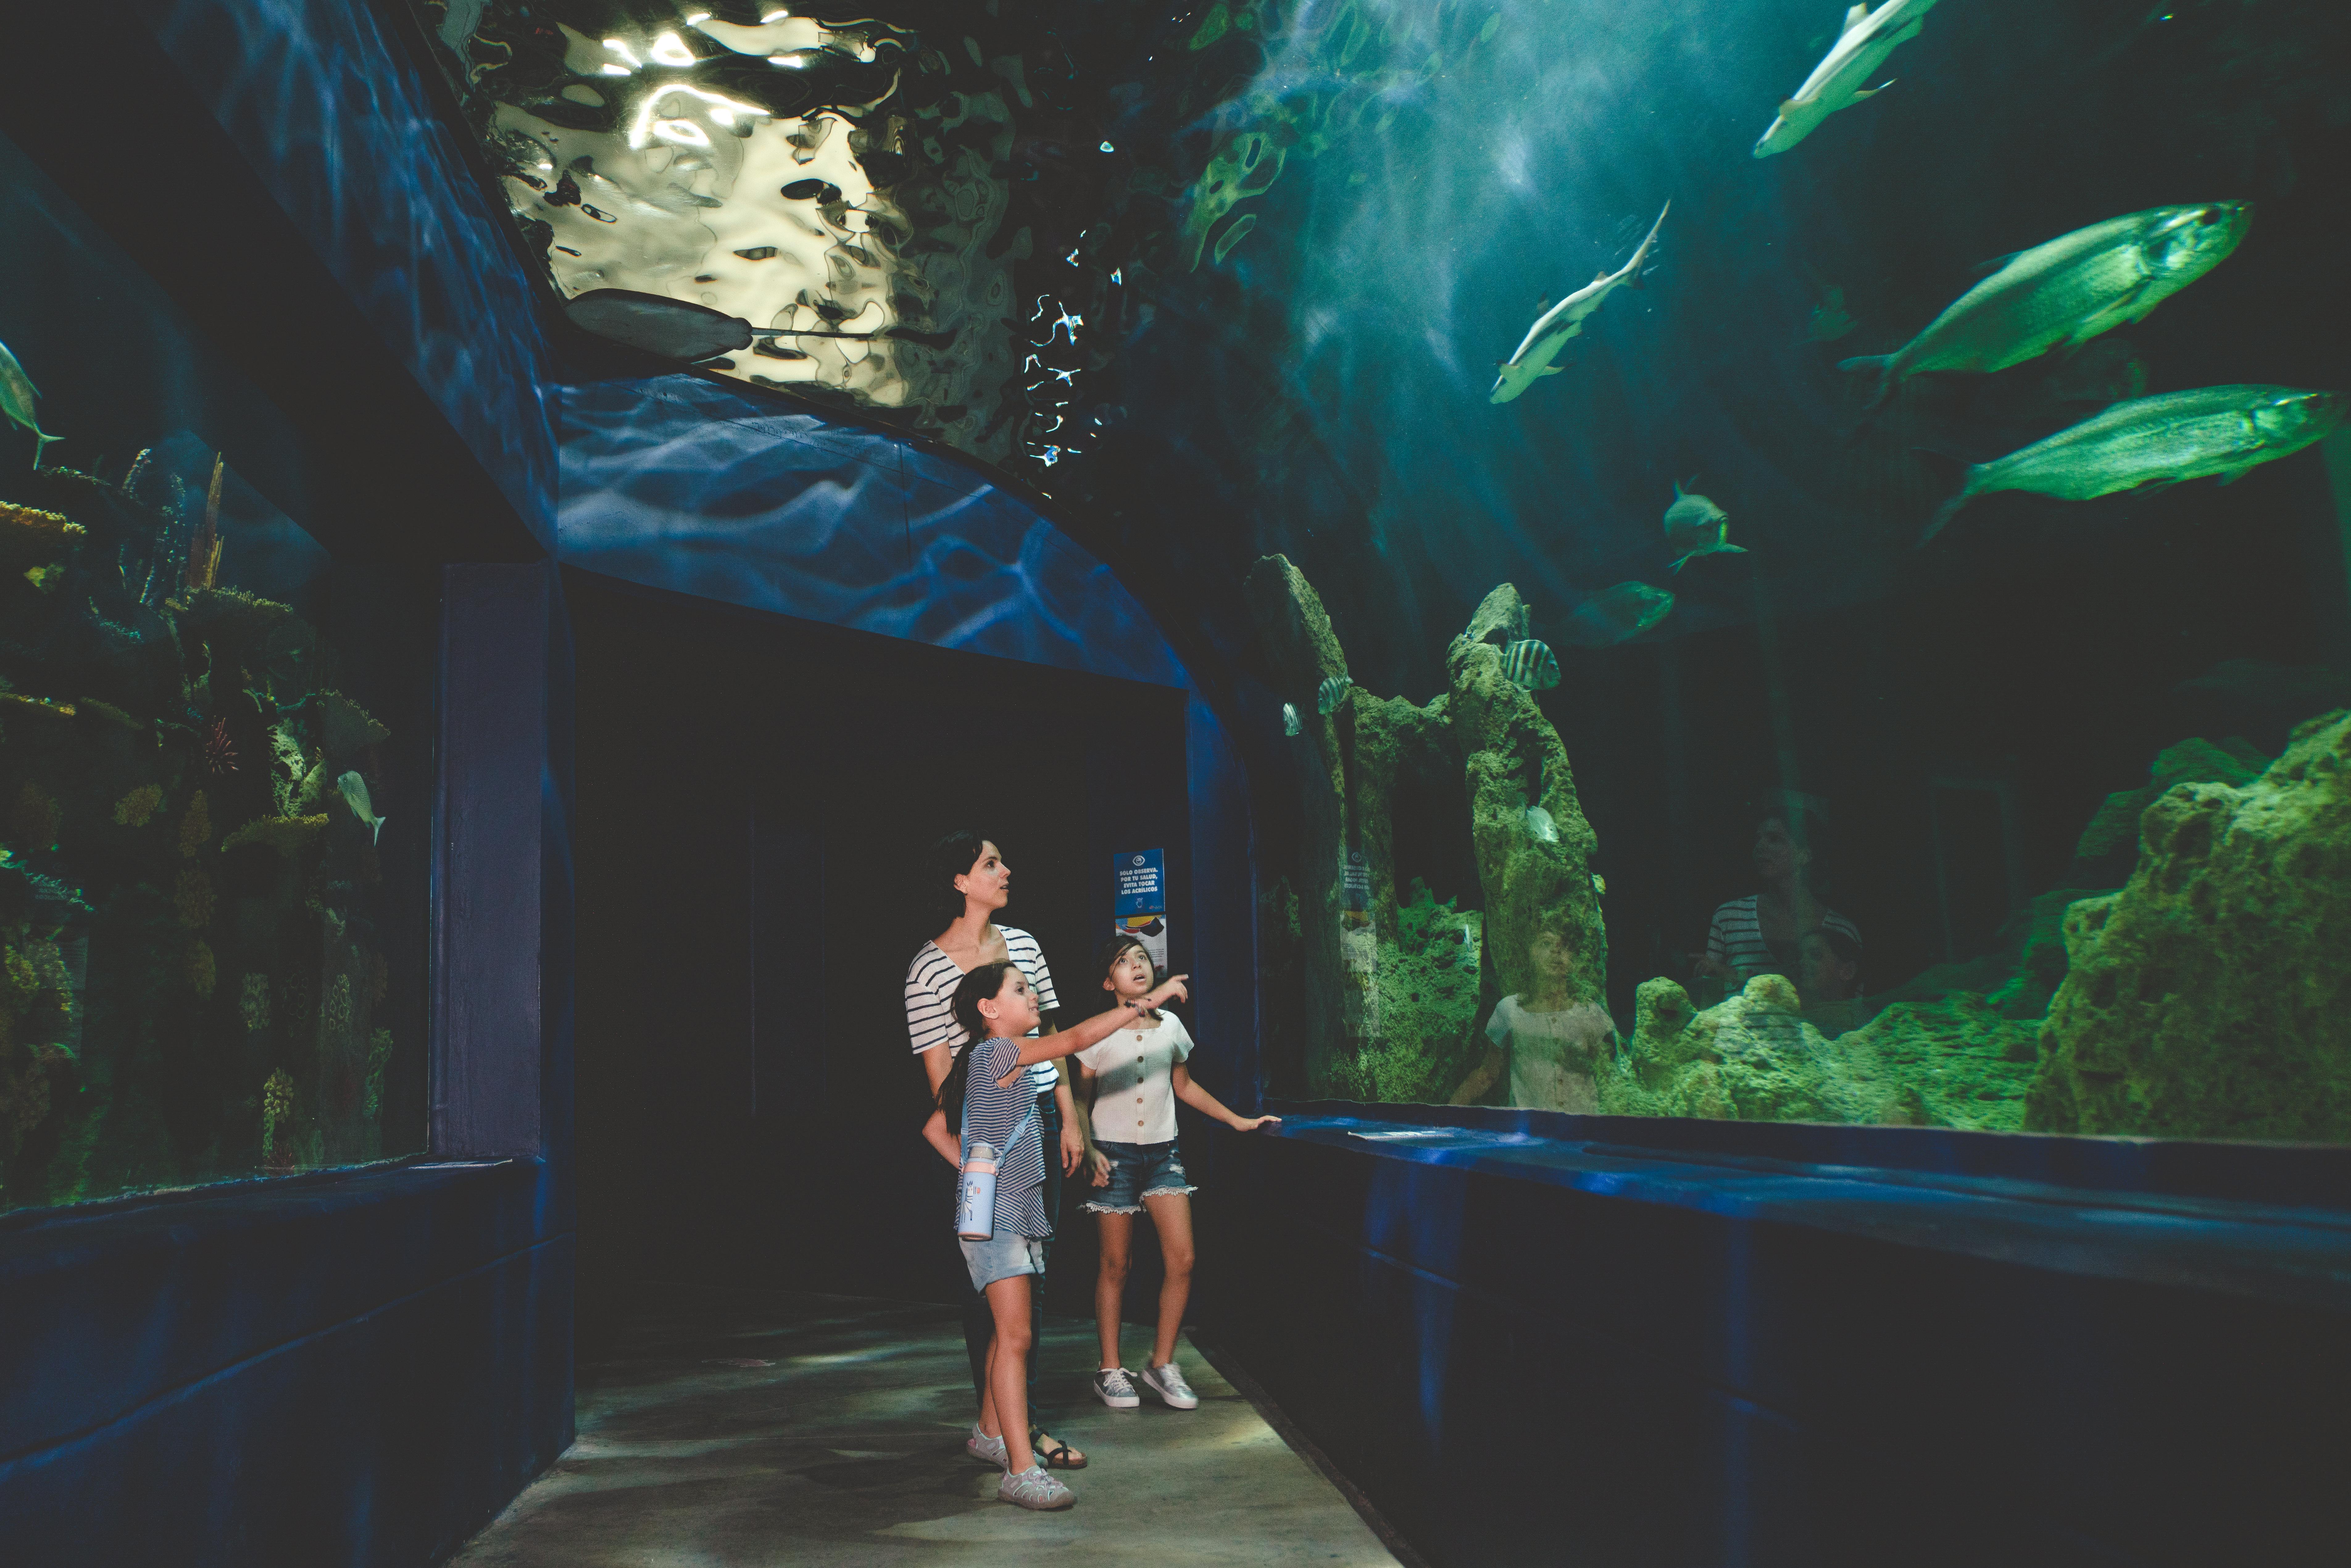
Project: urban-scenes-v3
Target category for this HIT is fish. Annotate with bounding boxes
[1282,702,1302,736]
[1923,385,2347,543]
[1807,283,1857,343]
[1500,638,1561,691]
[1663,480,1746,573]
[1317,675,1354,715]
[1523,806,1559,844]
[335,770,387,845]
[0,338,62,467]
[1559,582,1676,648]
[1490,202,1670,404]
[1840,204,2251,416]
[1753,0,1941,158]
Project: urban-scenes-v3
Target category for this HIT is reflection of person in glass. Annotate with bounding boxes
[1450,929,1615,1112]
[1798,925,1867,1035]
[1696,812,1860,988]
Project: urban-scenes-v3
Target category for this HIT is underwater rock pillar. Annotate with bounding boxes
[1445,585,1607,1019]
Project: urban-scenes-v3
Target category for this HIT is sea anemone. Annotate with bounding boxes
[201,717,238,775]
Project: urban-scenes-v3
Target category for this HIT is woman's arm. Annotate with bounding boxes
[1171,1061,1281,1132]
[921,1107,959,1168]
[1005,976,1190,1071]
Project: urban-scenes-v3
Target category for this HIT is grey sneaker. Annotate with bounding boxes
[998,1464,1075,1510]
[1092,1366,1140,1409]
[967,1422,1007,1468]
[1140,1360,1199,1410]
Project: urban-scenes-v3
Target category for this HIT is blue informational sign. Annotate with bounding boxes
[1114,849,1166,917]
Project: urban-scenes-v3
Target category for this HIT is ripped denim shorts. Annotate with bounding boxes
[1083,1140,1195,1214]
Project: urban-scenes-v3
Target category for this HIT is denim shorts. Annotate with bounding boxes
[1084,1140,1195,1214]
[961,1231,1047,1292]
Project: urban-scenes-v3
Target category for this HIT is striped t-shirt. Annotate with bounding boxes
[905,926,1060,1094]
[961,1034,1053,1239]
[1706,895,1860,981]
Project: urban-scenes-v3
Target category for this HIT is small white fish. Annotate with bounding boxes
[1490,202,1670,404]
[336,770,386,845]
[1524,806,1559,844]
[1663,479,1746,573]
[0,338,63,468]
[1282,702,1302,736]
[1753,0,1941,158]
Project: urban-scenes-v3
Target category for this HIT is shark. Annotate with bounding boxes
[1490,202,1670,405]
[1753,0,1941,158]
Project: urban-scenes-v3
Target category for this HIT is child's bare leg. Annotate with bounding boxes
[986,1275,1035,1472]
[976,1341,1000,1438]
[1094,1210,1134,1367]
[1141,1191,1195,1368]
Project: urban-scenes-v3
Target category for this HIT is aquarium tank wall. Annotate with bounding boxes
[416,0,2350,1145]
[0,128,432,1211]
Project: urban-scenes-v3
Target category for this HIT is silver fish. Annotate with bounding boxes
[1925,385,2348,542]
[1754,0,1941,158]
[1282,701,1302,736]
[1843,204,2250,416]
[1663,479,1746,573]
[1523,806,1559,844]
[1560,582,1676,648]
[0,338,62,468]
[1490,202,1669,404]
[336,770,387,845]
[1317,675,1353,715]
[1501,638,1561,691]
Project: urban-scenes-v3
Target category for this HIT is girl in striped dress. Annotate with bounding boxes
[923,958,1190,1510]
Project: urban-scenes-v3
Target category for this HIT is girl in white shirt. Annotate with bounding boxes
[1073,937,1280,1412]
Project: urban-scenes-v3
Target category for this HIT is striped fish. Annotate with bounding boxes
[1282,702,1302,736]
[1500,638,1561,691]
[1317,675,1354,715]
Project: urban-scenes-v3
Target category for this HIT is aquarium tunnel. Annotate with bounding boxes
[3,1,2350,1564]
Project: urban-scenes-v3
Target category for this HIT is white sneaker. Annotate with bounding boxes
[967,1422,1007,1468]
[1092,1366,1141,1409]
[1140,1360,1199,1410]
[998,1464,1075,1510]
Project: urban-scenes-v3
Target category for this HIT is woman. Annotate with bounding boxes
[1696,811,1861,991]
[904,829,1094,1470]
[1450,928,1616,1111]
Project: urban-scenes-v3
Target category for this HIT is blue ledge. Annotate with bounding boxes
[1273,1114,2351,1311]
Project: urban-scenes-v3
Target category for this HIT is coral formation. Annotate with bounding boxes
[112,784,163,827]
[10,783,60,850]
[2029,710,2351,1141]
[239,972,270,1032]
[177,791,211,857]
[173,868,215,929]
[220,814,329,856]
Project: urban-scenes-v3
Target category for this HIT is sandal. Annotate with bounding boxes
[1030,1426,1087,1469]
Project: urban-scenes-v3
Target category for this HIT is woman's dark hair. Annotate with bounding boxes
[1759,808,1828,858]
[922,829,994,931]
[936,959,1018,1134]
[1096,934,1155,988]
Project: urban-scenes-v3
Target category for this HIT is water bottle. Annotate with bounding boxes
[956,1141,999,1240]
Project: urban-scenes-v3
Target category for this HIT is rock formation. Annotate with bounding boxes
[2028,709,2351,1141]
[1243,558,1603,1102]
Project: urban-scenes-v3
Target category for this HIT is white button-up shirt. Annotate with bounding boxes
[1075,1013,1194,1145]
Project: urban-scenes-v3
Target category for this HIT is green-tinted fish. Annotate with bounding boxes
[1843,204,2251,416]
[1500,638,1560,691]
[1282,701,1302,736]
[0,338,62,467]
[1560,582,1675,648]
[1925,385,2347,542]
[336,770,387,845]
[1523,805,1559,843]
[1317,675,1353,715]
[1663,480,1745,573]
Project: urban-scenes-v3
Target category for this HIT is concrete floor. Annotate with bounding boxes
[449,1290,1404,1566]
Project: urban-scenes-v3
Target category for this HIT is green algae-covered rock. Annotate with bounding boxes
[1605,973,2038,1130]
[2071,735,2270,881]
[2028,709,2351,1140]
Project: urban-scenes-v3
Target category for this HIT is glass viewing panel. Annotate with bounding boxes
[422,2,2349,1142]
[0,132,430,1211]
